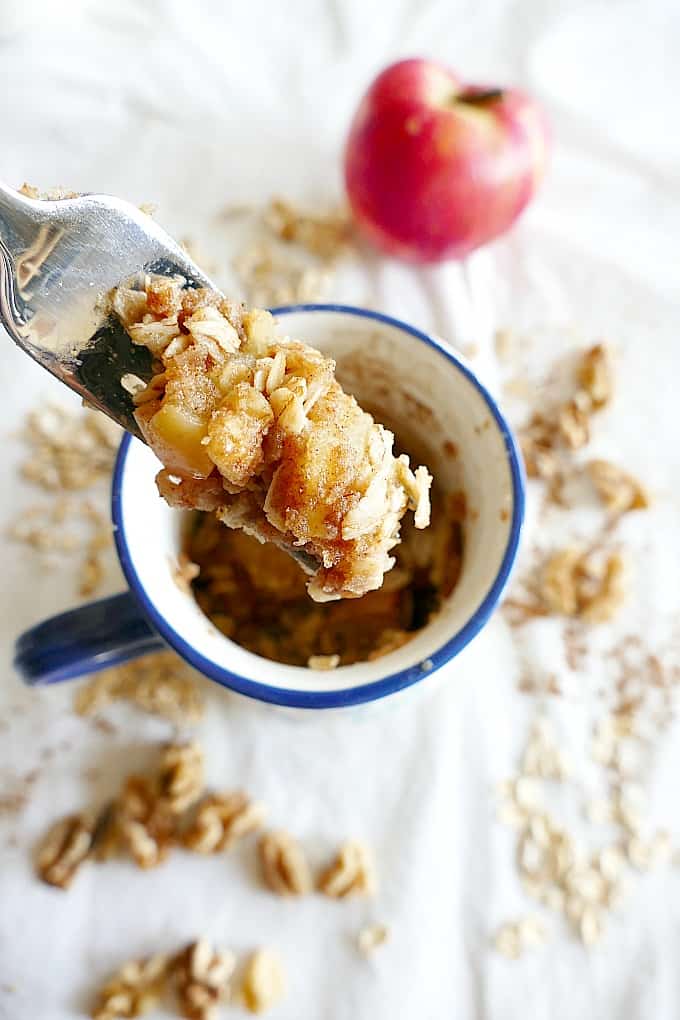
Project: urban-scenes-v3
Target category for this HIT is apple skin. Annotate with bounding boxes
[344,58,549,263]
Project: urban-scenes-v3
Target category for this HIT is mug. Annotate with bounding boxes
[14,305,524,709]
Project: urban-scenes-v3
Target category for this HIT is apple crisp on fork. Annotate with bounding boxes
[112,274,431,601]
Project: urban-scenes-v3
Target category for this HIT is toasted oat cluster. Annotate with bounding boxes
[112,275,432,601]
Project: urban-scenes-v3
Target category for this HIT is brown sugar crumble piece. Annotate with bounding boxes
[258,830,313,896]
[318,839,376,898]
[111,274,432,602]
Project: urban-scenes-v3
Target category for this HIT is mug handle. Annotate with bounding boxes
[14,591,165,685]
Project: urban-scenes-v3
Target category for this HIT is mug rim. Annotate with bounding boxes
[111,303,525,709]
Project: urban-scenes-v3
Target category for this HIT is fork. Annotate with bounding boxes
[0,180,213,437]
[0,180,318,572]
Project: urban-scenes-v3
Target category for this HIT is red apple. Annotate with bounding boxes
[344,58,549,263]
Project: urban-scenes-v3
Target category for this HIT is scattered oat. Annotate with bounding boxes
[18,404,120,491]
[516,343,619,508]
[74,651,204,724]
[10,405,120,596]
[158,742,205,815]
[494,923,522,959]
[183,792,265,854]
[557,396,590,449]
[357,923,390,955]
[539,547,627,623]
[36,813,94,889]
[493,916,547,959]
[307,654,340,670]
[241,949,286,1015]
[258,830,312,896]
[117,775,174,869]
[264,197,353,260]
[230,197,354,306]
[172,939,235,1020]
[172,553,201,595]
[586,460,649,515]
[578,343,613,409]
[318,840,376,898]
[579,907,603,946]
[91,954,169,1020]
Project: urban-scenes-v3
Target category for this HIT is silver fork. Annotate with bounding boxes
[0,181,318,572]
[0,181,214,437]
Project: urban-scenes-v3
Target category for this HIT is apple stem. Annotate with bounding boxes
[459,89,504,106]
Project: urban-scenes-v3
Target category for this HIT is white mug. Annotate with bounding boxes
[15,305,524,710]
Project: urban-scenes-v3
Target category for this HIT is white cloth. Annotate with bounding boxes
[1,2,680,1017]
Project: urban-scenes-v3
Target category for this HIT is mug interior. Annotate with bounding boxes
[112,305,523,708]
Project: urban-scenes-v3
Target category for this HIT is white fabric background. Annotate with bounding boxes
[1,1,679,1017]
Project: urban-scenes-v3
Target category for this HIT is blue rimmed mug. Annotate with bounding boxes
[14,305,524,709]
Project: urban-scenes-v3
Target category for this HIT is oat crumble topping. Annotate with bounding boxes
[111,274,432,602]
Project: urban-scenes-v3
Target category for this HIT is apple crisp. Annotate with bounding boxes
[111,274,432,601]
[184,489,463,667]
